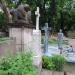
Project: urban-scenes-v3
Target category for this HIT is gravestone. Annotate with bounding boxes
[32,7,42,75]
[42,23,48,54]
[57,29,64,49]
[9,7,42,75]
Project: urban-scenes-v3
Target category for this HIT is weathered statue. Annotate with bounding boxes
[10,4,32,24]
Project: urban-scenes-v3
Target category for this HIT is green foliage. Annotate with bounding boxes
[0,52,37,75]
[42,55,66,71]
[48,38,57,44]
[68,34,75,39]
[5,0,17,8]
[52,55,66,71]
[48,38,68,45]
[42,56,55,70]
[0,12,5,23]
[1,0,75,31]
[0,38,9,43]
[0,12,6,31]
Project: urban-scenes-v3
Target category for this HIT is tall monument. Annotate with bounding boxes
[33,7,42,75]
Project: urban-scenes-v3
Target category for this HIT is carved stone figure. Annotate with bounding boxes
[10,4,32,24]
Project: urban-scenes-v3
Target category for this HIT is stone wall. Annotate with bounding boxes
[0,38,16,56]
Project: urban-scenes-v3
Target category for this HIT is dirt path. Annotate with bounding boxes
[40,69,75,75]
[68,39,75,48]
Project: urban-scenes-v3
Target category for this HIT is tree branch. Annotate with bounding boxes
[0,0,12,23]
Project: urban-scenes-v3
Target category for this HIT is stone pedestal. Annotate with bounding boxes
[9,27,33,51]
[9,23,42,75]
[32,30,42,75]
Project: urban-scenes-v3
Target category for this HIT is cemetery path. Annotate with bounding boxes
[40,69,75,75]
[68,39,75,48]
[40,38,75,75]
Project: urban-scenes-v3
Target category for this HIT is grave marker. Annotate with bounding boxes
[42,23,48,54]
[33,7,42,75]
[35,7,40,30]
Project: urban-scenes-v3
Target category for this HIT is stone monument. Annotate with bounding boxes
[10,4,32,24]
[32,7,42,75]
[9,7,42,75]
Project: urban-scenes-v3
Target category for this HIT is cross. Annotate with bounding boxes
[42,23,48,53]
[35,7,40,30]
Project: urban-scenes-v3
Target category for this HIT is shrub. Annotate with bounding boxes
[52,55,66,71]
[42,55,66,71]
[42,56,55,70]
[0,52,37,75]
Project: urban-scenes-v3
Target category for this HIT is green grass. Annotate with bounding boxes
[48,38,57,44]
[0,38,9,43]
[48,38,68,45]
[68,34,75,39]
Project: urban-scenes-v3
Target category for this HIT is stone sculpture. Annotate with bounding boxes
[10,4,32,24]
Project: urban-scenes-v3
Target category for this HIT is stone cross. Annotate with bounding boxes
[42,23,48,54]
[35,7,40,30]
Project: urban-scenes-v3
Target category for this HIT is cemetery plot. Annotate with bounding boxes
[43,45,75,63]
[42,26,75,63]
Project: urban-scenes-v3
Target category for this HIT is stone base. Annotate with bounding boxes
[32,30,42,75]
[36,61,42,75]
[9,27,42,75]
[33,56,42,75]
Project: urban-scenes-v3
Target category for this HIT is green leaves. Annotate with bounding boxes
[52,55,66,71]
[0,52,37,75]
[42,55,55,70]
[42,55,66,71]
[0,0,75,31]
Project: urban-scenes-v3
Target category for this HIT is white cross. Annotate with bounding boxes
[35,7,40,30]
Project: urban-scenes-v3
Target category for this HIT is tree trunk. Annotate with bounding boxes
[0,0,12,23]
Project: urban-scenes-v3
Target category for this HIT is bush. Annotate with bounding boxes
[42,56,55,70]
[52,55,66,71]
[42,55,66,71]
[0,52,37,75]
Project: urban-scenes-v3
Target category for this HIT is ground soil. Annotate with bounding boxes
[68,39,75,48]
[40,69,75,75]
